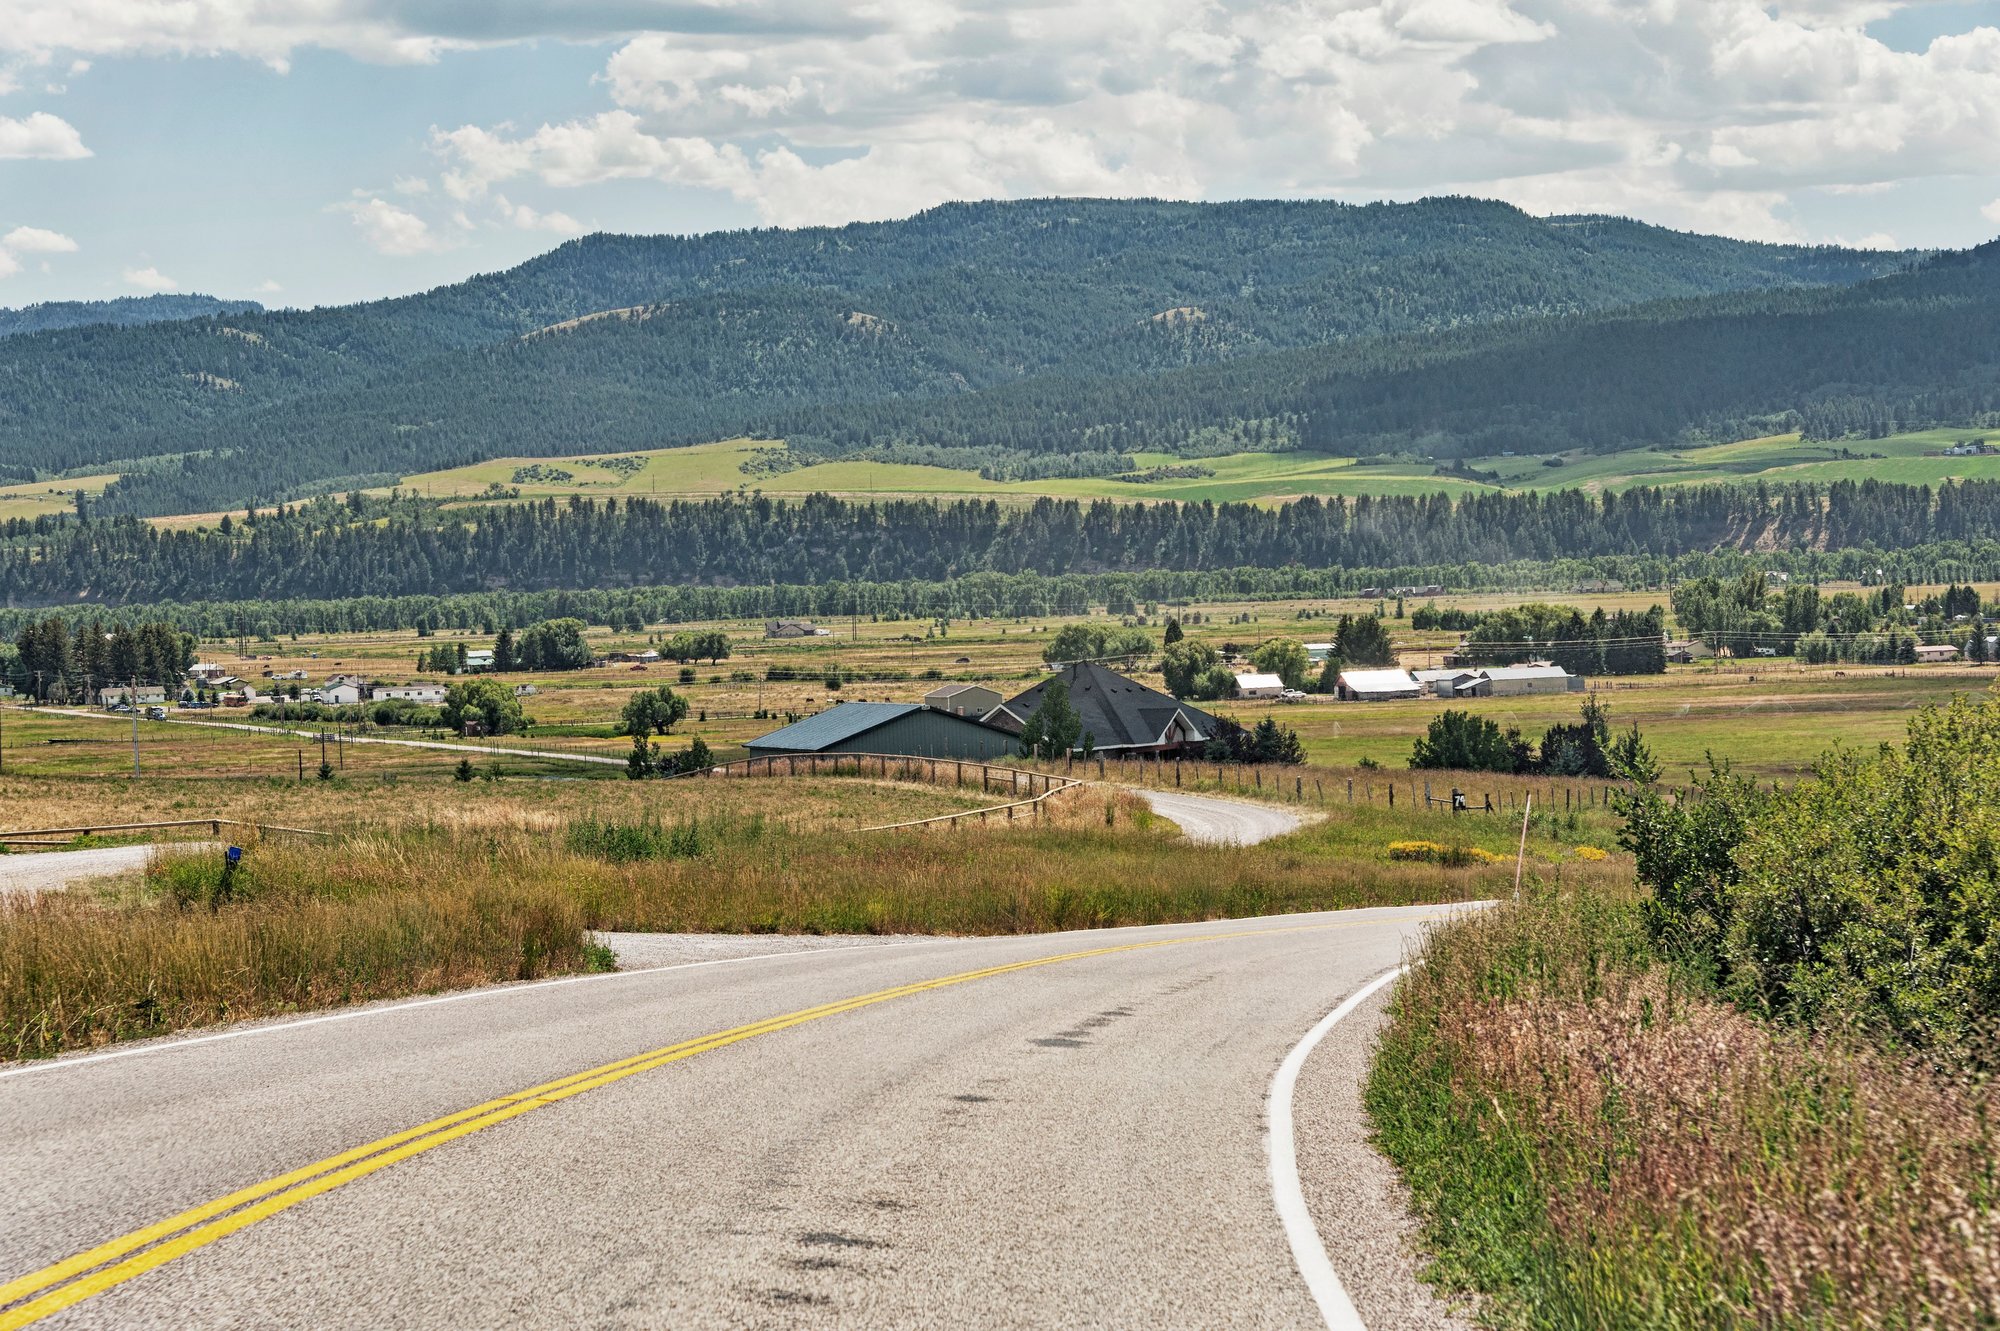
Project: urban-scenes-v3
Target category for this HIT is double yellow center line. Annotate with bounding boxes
[0,918,1404,1328]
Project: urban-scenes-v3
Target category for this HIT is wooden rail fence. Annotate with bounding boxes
[0,818,333,847]
[671,752,1083,831]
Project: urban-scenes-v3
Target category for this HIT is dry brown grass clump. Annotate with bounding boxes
[1371,890,2000,1329]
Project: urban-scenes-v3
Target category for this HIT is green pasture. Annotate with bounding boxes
[382,425,2000,513]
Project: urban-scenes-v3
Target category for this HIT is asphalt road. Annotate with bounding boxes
[1138,789,1307,845]
[0,907,1458,1330]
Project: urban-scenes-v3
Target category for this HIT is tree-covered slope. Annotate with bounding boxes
[0,294,264,339]
[0,197,1913,506]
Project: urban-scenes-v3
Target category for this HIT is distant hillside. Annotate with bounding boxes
[0,294,264,339]
[0,196,1915,515]
[1298,240,2000,454]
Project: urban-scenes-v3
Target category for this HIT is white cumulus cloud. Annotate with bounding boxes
[6,0,2000,243]
[1983,198,2000,223]
[122,265,178,291]
[336,196,444,255]
[2,224,77,252]
[0,111,89,159]
[402,0,2000,239]
[493,195,584,234]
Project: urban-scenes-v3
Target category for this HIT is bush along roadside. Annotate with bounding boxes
[1369,887,2000,1329]
[1367,693,2000,1328]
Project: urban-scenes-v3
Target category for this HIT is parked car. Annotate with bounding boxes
[145,706,167,720]
[1278,688,1309,702]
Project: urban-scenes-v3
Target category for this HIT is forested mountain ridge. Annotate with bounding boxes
[1301,238,2000,454]
[0,294,264,339]
[0,197,1915,513]
[9,477,1999,607]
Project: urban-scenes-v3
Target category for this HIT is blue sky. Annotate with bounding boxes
[3,0,1998,309]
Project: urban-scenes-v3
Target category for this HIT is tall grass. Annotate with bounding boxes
[1368,888,2000,1329]
[0,840,599,1060]
[0,787,1565,1059]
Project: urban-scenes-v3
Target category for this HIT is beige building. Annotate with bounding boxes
[924,682,1003,718]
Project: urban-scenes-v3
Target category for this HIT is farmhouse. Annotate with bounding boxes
[1233,672,1286,699]
[765,619,827,639]
[746,702,1017,760]
[1915,644,1961,663]
[463,649,495,672]
[374,683,447,704]
[923,682,1002,718]
[1664,639,1714,664]
[315,682,363,706]
[987,662,1218,755]
[1303,642,1335,664]
[188,663,231,683]
[98,685,167,707]
[1335,668,1423,701]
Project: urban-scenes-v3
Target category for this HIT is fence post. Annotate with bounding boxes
[1389,784,1395,809]
[1175,760,1182,788]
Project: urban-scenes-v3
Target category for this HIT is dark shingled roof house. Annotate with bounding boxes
[986,662,1218,755]
[745,701,1018,760]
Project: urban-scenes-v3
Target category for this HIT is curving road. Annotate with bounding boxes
[1138,788,1308,846]
[0,907,1461,1330]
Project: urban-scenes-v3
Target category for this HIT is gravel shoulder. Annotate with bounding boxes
[1292,978,1477,1330]
[0,844,210,898]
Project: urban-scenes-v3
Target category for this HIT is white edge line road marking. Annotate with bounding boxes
[1267,963,1410,1331]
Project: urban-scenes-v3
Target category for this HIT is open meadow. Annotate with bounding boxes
[358,426,2000,517]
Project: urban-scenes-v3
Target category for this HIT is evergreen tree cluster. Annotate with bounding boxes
[11,479,2000,611]
[11,618,194,701]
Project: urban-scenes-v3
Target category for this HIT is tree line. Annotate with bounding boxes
[11,478,2000,610]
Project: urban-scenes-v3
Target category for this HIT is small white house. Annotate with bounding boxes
[98,685,167,707]
[316,682,363,706]
[463,649,495,672]
[1915,644,1961,663]
[373,683,447,705]
[1233,672,1287,699]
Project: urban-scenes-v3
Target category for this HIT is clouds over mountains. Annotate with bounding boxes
[2,0,1996,249]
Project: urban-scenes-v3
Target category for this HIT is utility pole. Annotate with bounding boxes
[130,676,141,778]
